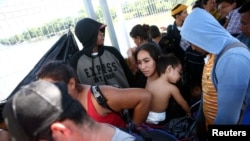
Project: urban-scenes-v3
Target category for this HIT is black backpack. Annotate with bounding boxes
[164,116,198,141]
[159,25,185,64]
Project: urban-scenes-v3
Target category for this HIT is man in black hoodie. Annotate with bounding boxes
[70,18,135,88]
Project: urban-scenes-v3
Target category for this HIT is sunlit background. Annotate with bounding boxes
[0,0,195,100]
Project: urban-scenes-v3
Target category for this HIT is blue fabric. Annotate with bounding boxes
[237,34,250,49]
[242,105,250,124]
[181,8,250,124]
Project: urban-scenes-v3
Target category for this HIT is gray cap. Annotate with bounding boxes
[3,80,75,141]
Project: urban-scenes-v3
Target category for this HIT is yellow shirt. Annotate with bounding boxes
[211,9,221,20]
[202,54,218,127]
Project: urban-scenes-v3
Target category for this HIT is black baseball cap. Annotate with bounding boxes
[3,80,75,141]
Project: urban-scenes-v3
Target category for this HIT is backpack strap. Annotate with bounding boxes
[166,24,174,35]
[90,85,116,112]
[169,24,174,31]
[213,42,249,87]
[212,42,249,124]
[90,85,132,123]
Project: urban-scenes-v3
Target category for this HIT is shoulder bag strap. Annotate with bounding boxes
[213,42,248,86]
[90,85,116,112]
[212,42,249,124]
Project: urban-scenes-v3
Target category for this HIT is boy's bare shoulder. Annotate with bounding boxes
[158,80,180,97]
[148,79,175,94]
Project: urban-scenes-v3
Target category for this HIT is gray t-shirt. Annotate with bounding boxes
[111,126,136,141]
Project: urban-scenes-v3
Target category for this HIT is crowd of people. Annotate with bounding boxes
[1,0,250,140]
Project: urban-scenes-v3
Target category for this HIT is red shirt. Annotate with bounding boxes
[87,89,126,128]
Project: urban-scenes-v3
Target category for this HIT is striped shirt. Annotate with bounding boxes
[202,54,218,126]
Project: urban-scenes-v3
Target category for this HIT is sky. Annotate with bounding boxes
[0,0,184,100]
[0,0,116,100]
[0,0,86,100]
[0,0,85,38]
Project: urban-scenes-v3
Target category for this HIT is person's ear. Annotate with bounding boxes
[232,2,237,9]
[166,65,172,73]
[50,122,71,139]
[67,78,76,91]
[175,14,180,19]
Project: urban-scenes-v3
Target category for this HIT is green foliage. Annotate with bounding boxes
[0,0,195,45]
[0,9,87,45]
[0,38,11,45]
[22,31,31,40]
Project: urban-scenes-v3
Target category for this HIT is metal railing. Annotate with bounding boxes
[0,0,196,50]
[0,0,196,99]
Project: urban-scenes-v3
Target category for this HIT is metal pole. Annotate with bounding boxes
[114,1,131,53]
[82,0,97,19]
[99,0,120,52]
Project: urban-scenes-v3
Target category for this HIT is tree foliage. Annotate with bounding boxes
[0,0,192,45]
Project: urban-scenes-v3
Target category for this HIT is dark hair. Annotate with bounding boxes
[217,0,246,8]
[193,0,202,9]
[0,101,5,123]
[58,96,91,124]
[193,0,215,9]
[156,53,181,75]
[238,1,250,13]
[216,0,234,4]
[36,60,82,92]
[149,25,161,38]
[193,0,214,9]
[201,0,209,5]
[134,42,162,63]
[130,24,150,41]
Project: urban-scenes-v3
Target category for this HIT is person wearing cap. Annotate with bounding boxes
[70,18,135,88]
[36,60,152,129]
[3,80,138,141]
[161,4,205,112]
[237,1,250,48]
[160,3,189,55]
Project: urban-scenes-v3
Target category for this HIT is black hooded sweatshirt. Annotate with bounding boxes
[70,18,135,88]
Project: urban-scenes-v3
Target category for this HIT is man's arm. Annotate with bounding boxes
[100,86,152,125]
